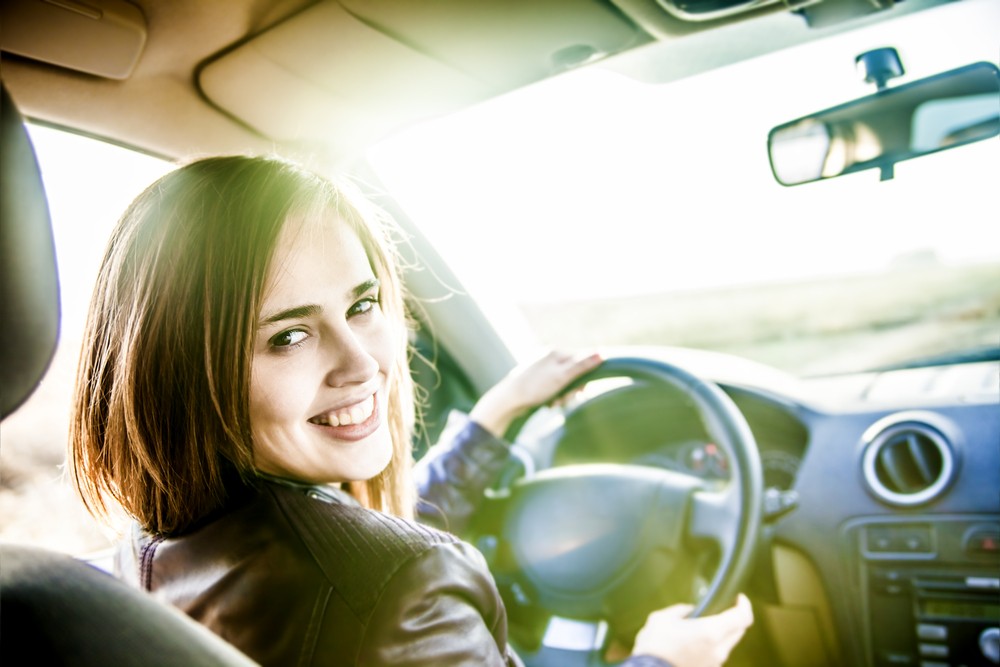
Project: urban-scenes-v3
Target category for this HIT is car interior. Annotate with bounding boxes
[1,1,998,666]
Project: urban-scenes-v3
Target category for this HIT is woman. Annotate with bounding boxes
[70,155,751,666]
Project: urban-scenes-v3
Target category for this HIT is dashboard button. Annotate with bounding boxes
[918,643,948,658]
[871,569,909,595]
[916,624,948,641]
[869,526,894,552]
[899,527,931,552]
[966,528,1000,557]
[880,651,916,666]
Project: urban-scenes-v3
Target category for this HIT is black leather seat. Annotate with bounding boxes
[0,82,258,667]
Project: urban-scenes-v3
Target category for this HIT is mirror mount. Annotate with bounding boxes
[856,47,905,91]
[856,48,906,180]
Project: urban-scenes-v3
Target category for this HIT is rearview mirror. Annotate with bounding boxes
[768,61,1000,186]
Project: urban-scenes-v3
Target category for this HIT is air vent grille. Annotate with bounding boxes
[861,414,957,507]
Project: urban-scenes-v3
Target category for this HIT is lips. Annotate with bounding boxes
[308,394,375,427]
[307,394,381,441]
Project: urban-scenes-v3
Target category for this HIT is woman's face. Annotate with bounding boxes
[249,213,396,484]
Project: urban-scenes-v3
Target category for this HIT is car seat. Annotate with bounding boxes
[0,82,258,667]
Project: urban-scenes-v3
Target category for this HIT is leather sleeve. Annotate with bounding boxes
[357,540,522,667]
[414,417,511,535]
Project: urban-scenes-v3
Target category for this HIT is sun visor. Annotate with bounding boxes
[0,0,147,80]
[199,0,645,150]
[199,1,493,150]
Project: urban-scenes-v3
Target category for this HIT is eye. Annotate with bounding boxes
[269,329,308,349]
[348,296,380,318]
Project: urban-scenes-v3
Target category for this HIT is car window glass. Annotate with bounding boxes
[367,0,999,377]
[1,125,173,555]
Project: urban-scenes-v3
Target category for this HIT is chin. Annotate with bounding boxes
[346,433,395,482]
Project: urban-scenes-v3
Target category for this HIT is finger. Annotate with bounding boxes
[729,593,754,628]
[549,353,602,406]
[650,602,695,621]
[711,595,754,647]
[561,351,602,382]
[575,351,603,371]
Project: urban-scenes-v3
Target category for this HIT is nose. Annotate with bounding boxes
[322,327,380,388]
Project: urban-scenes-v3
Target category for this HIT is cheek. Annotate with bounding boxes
[373,317,401,373]
[359,308,401,379]
[249,361,307,433]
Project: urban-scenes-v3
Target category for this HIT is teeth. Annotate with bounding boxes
[311,395,374,427]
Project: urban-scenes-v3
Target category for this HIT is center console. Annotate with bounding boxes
[852,517,1000,667]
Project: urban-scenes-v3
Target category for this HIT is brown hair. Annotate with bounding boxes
[70,155,416,536]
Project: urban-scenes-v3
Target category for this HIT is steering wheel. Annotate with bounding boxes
[467,356,763,666]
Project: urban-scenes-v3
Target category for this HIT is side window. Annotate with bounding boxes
[0,125,173,555]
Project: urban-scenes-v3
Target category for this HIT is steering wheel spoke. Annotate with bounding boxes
[690,484,741,554]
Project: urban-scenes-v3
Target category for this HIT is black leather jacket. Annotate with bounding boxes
[120,479,523,666]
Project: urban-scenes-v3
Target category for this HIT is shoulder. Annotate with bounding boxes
[267,481,458,559]
[131,482,515,666]
[263,482,462,608]
[137,482,457,596]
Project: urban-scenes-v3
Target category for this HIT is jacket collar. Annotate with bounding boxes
[255,471,360,507]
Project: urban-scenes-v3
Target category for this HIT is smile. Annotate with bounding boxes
[308,394,376,428]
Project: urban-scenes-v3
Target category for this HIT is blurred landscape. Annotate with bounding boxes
[0,331,120,556]
[2,261,998,555]
[520,262,1000,377]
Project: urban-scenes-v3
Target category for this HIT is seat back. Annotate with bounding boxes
[0,83,59,418]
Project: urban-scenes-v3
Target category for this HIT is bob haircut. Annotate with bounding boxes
[70,155,416,536]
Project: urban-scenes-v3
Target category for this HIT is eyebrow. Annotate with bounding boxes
[259,279,380,326]
[354,278,380,298]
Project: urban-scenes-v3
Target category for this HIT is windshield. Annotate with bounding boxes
[368,0,999,377]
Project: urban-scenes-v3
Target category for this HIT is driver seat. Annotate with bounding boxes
[0,82,258,667]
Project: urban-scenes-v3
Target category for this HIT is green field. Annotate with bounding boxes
[519,262,1000,377]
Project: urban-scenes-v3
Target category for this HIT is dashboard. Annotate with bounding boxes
[513,355,1000,667]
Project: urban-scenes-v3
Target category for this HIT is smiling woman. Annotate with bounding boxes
[69,156,416,534]
[52,153,753,667]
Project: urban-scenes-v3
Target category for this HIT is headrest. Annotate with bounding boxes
[0,83,60,418]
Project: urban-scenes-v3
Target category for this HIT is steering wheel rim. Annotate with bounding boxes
[480,356,763,664]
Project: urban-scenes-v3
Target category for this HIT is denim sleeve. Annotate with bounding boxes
[414,415,511,535]
[622,656,673,667]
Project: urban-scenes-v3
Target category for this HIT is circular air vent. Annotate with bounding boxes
[861,412,958,507]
